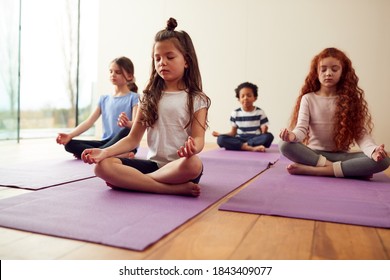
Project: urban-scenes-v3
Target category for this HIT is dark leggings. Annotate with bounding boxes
[119,158,203,184]
[279,141,390,177]
[64,128,136,159]
[217,133,274,151]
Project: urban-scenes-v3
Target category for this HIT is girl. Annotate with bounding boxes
[82,18,211,197]
[57,56,139,159]
[279,47,389,178]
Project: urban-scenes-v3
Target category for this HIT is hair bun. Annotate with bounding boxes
[166,17,177,31]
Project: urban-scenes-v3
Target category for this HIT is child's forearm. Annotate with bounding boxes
[192,136,205,154]
[104,136,137,157]
[68,120,94,138]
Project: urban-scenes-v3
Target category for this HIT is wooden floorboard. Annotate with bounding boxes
[230,215,315,260]
[145,207,259,260]
[311,222,387,260]
[0,138,389,260]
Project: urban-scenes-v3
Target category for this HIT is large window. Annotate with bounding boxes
[0,0,98,141]
[0,0,20,140]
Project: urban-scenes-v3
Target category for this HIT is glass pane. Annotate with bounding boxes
[0,0,20,140]
[78,0,99,134]
[19,0,80,138]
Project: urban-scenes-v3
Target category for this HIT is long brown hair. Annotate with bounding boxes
[289,47,373,150]
[141,18,210,129]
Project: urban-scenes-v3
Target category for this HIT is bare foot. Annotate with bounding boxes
[189,183,201,197]
[116,151,136,159]
[162,182,201,197]
[128,152,135,159]
[241,143,266,152]
[105,181,201,197]
[253,145,266,152]
[286,163,334,176]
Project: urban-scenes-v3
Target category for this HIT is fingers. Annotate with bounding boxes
[372,144,388,162]
[279,128,296,142]
[81,149,96,164]
[56,134,67,145]
[177,137,196,158]
[81,149,89,163]
[117,112,130,127]
[279,128,289,141]
[375,144,388,161]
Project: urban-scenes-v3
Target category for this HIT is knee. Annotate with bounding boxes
[216,135,226,147]
[378,157,390,171]
[182,156,203,178]
[264,133,274,148]
[94,157,118,178]
[64,140,75,152]
[278,140,291,155]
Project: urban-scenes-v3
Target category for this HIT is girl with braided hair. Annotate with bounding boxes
[279,47,389,178]
[82,18,211,196]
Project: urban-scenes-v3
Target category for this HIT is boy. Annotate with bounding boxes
[212,82,274,152]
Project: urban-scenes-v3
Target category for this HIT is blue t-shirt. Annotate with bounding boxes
[98,92,139,140]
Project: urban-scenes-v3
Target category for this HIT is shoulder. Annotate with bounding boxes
[129,91,139,97]
[98,94,110,104]
[300,93,314,105]
[231,108,241,116]
[193,91,210,108]
[99,94,110,99]
[128,91,140,101]
[255,106,263,112]
[193,91,209,101]
[301,93,313,101]
[255,106,267,115]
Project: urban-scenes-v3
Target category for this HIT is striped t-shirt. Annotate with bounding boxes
[230,106,269,135]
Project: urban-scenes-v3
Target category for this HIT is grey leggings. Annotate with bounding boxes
[279,141,390,177]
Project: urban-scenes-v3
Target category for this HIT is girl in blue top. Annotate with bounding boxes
[56,56,139,159]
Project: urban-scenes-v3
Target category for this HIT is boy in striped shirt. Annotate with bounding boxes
[212,82,274,152]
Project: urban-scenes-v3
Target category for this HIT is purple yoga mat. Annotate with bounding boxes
[219,158,390,228]
[0,147,148,190]
[200,144,280,164]
[0,159,95,190]
[0,152,272,251]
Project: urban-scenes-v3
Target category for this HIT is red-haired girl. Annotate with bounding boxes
[279,47,389,178]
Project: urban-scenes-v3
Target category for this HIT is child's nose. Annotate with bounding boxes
[160,58,167,65]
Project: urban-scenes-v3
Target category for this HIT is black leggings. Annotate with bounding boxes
[119,158,203,184]
[64,128,136,159]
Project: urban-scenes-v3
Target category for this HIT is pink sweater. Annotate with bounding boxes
[292,92,377,157]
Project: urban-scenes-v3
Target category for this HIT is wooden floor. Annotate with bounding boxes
[0,138,389,260]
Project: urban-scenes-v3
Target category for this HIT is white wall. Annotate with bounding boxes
[96,0,390,147]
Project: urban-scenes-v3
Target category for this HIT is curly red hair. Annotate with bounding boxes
[289,47,373,151]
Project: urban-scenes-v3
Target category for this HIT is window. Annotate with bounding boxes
[0,0,98,141]
[0,0,20,140]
